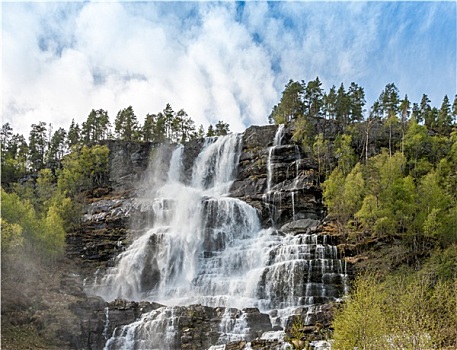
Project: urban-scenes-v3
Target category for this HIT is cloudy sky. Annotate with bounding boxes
[3,1,456,137]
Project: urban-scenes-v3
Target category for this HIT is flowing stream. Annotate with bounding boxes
[93,130,347,349]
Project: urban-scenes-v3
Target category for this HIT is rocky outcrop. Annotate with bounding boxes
[100,140,154,191]
[101,304,273,350]
[230,125,324,228]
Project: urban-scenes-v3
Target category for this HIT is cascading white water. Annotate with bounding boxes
[95,134,272,307]
[94,131,347,349]
[266,124,285,192]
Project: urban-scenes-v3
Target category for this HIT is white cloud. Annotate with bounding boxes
[2,1,455,139]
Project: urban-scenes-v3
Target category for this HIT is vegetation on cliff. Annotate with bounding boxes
[272,78,457,348]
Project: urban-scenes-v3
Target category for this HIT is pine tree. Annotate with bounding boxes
[419,94,432,125]
[197,124,205,139]
[436,95,452,135]
[348,82,365,122]
[47,127,67,166]
[214,120,230,136]
[304,77,323,118]
[115,106,139,141]
[142,114,156,142]
[379,83,400,119]
[67,119,81,148]
[207,124,215,137]
[29,122,47,172]
[335,83,350,130]
[322,85,337,120]
[269,80,305,124]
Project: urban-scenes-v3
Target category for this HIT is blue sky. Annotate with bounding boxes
[2,1,456,136]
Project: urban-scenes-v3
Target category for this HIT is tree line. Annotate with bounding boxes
[270,78,456,136]
[1,103,230,183]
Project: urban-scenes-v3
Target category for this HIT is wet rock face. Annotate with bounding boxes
[101,140,153,191]
[230,125,324,228]
[101,304,272,350]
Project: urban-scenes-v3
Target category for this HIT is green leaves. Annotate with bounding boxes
[58,144,109,195]
[1,188,65,260]
[332,274,390,350]
[333,272,457,349]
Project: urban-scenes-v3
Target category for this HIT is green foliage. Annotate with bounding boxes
[284,316,309,349]
[333,272,457,349]
[82,109,111,143]
[214,120,230,136]
[28,121,47,172]
[269,80,304,124]
[323,137,456,267]
[334,134,356,175]
[1,217,24,251]
[313,133,331,178]
[67,118,81,148]
[292,117,314,151]
[144,104,200,143]
[323,163,365,234]
[206,124,215,137]
[332,274,390,350]
[58,144,109,196]
[303,77,323,119]
[1,188,65,260]
[115,106,140,141]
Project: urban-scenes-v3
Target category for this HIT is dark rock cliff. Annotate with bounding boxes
[230,124,324,228]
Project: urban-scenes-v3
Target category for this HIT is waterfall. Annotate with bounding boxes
[94,131,347,349]
[266,124,285,192]
[94,134,271,306]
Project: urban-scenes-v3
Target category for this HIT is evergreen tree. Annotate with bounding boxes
[46,127,67,166]
[1,123,13,155]
[335,83,350,130]
[214,120,230,136]
[436,95,452,135]
[142,114,156,142]
[269,80,304,124]
[82,109,111,143]
[348,82,365,122]
[154,113,167,143]
[322,85,337,120]
[162,103,175,140]
[379,83,400,119]
[207,124,215,137]
[176,109,196,142]
[197,124,205,139]
[1,124,28,184]
[67,119,81,148]
[419,94,432,124]
[425,107,438,130]
[399,95,411,130]
[303,77,323,118]
[114,106,139,141]
[28,122,47,172]
[379,83,400,156]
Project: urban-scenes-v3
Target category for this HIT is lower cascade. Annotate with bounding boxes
[90,130,348,349]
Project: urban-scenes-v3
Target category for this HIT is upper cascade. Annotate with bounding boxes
[90,128,348,349]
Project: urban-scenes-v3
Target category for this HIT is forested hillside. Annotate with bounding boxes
[270,78,457,349]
